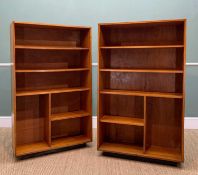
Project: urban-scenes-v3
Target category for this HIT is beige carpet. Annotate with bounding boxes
[0,128,198,175]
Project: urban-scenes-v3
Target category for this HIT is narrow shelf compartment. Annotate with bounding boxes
[100,115,144,126]
[16,141,49,156]
[16,95,50,156]
[99,123,144,156]
[16,87,89,96]
[100,68,183,73]
[99,142,143,155]
[145,146,182,162]
[100,89,183,99]
[51,135,91,149]
[51,110,89,121]
[100,45,184,49]
[145,97,183,162]
[15,45,89,50]
[16,68,89,73]
[51,117,91,148]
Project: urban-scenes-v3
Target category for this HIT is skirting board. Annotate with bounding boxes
[0,116,198,129]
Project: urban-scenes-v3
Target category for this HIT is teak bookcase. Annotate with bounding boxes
[97,19,186,162]
[11,22,92,157]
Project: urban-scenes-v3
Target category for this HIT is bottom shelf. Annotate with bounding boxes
[145,146,182,162]
[99,143,182,162]
[99,142,143,155]
[51,135,91,149]
[16,135,91,156]
[16,141,50,156]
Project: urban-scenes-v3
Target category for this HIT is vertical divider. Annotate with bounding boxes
[143,96,147,153]
[48,93,52,146]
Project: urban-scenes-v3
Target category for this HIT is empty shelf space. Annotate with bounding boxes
[51,135,91,149]
[99,142,143,156]
[100,89,183,99]
[51,110,89,121]
[15,44,89,50]
[100,68,183,73]
[16,141,49,156]
[100,45,184,49]
[16,68,89,73]
[16,87,90,96]
[100,115,144,126]
[145,146,182,162]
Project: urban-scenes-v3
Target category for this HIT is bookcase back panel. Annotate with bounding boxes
[51,118,85,139]
[15,25,89,47]
[101,23,184,46]
[16,95,49,145]
[102,72,183,93]
[16,72,87,91]
[15,50,88,69]
[101,48,183,70]
[51,92,86,114]
[103,123,143,146]
[102,94,144,118]
[146,97,182,149]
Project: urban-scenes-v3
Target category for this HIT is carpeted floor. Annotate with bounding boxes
[0,128,198,175]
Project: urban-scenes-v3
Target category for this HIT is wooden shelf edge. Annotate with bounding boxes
[16,68,90,73]
[100,68,183,74]
[16,87,90,96]
[100,115,144,126]
[100,45,184,49]
[99,143,182,162]
[51,111,90,121]
[15,45,89,50]
[100,89,183,99]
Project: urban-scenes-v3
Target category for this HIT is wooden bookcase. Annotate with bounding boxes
[97,19,186,162]
[11,22,92,157]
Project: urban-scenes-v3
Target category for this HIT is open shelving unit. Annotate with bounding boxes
[11,22,92,157]
[97,19,186,162]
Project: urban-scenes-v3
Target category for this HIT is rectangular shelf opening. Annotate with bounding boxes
[15,49,90,71]
[51,91,90,121]
[100,48,184,70]
[100,94,144,123]
[100,21,184,47]
[145,97,182,161]
[16,95,50,156]
[99,123,144,153]
[51,117,91,148]
[15,23,90,48]
[101,72,183,94]
[16,71,89,93]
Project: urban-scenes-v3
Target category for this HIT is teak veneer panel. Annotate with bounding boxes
[98,19,186,163]
[12,22,92,157]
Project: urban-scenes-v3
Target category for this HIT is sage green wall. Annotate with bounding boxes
[0,0,197,116]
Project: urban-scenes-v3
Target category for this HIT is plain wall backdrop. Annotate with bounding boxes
[0,0,198,117]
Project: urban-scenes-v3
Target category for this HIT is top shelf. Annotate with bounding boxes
[100,45,184,49]
[15,44,89,50]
